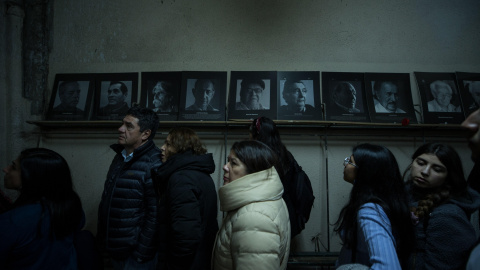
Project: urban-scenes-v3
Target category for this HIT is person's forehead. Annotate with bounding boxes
[109,83,122,90]
[65,82,80,90]
[246,83,263,89]
[123,115,140,125]
[287,82,306,89]
[198,81,214,90]
[437,86,451,93]
[381,83,397,92]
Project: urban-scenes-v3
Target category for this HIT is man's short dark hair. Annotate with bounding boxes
[283,80,304,94]
[240,78,265,91]
[194,79,215,91]
[373,81,396,95]
[58,81,78,96]
[126,106,159,140]
[110,81,128,95]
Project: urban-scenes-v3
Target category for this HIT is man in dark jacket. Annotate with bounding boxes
[97,106,162,270]
[154,127,218,270]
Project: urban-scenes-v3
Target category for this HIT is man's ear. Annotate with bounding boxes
[141,129,151,141]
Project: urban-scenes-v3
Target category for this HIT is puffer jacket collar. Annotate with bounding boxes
[219,167,284,212]
[156,150,216,180]
[110,140,155,164]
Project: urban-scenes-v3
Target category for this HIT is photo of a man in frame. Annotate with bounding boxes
[331,81,361,114]
[185,79,219,111]
[52,81,85,115]
[98,81,131,117]
[372,80,406,113]
[235,78,269,110]
[150,80,178,113]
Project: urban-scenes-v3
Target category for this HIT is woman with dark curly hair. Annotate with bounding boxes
[405,142,480,270]
[153,127,218,270]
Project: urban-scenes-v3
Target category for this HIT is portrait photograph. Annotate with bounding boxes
[93,73,138,120]
[456,71,480,117]
[277,71,321,121]
[46,73,95,120]
[178,71,227,121]
[322,72,369,122]
[140,71,181,121]
[365,72,417,124]
[414,72,464,124]
[228,71,277,120]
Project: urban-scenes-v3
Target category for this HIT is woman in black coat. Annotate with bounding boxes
[154,127,219,270]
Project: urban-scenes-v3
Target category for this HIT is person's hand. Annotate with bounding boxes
[462,109,480,161]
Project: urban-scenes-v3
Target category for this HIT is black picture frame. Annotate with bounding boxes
[93,73,138,120]
[228,71,277,120]
[140,72,181,121]
[364,72,417,124]
[322,72,369,122]
[456,71,480,118]
[414,72,464,124]
[46,73,95,120]
[277,71,321,121]
[178,71,227,121]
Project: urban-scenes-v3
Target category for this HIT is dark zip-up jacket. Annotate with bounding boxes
[154,150,219,270]
[97,140,162,262]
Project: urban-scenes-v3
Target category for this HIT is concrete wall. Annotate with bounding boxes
[2,0,480,253]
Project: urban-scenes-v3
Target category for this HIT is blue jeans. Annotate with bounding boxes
[111,254,156,270]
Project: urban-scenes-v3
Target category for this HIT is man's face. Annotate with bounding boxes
[377,82,398,112]
[434,86,452,107]
[117,115,149,154]
[241,83,263,107]
[108,83,127,105]
[461,109,480,162]
[338,85,357,109]
[193,81,215,109]
[60,82,81,108]
[153,83,168,109]
[283,82,307,109]
[471,82,480,105]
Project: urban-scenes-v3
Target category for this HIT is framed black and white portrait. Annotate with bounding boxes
[414,72,464,124]
[178,71,227,121]
[365,73,417,124]
[277,71,321,121]
[322,72,369,122]
[93,73,138,120]
[456,72,480,118]
[228,71,277,120]
[46,73,95,120]
[140,72,181,121]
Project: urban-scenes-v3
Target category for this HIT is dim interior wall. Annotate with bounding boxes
[1,0,478,254]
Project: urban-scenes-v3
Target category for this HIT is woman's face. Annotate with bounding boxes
[222,150,247,185]
[3,157,22,190]
[411,153,448,189]
[160,135,177,163]
[343,155,357,184]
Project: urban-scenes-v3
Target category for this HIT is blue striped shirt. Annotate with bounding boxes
[337,202,401,270]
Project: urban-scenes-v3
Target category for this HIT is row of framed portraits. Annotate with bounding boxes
[46,71,480,124]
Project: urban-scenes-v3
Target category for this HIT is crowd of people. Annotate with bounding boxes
[1,105,480,270]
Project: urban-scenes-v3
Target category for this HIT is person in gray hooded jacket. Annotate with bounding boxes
[405,142,480,270]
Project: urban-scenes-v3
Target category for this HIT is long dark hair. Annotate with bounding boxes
[14,148,83,239]
[230,140,278,175]
[249,116,289,178]
[334,143,414,265]
[406,142,467,219]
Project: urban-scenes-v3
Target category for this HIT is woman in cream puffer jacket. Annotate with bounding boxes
[212,140,291,270]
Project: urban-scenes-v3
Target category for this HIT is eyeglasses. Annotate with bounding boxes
[344,157,358,168]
